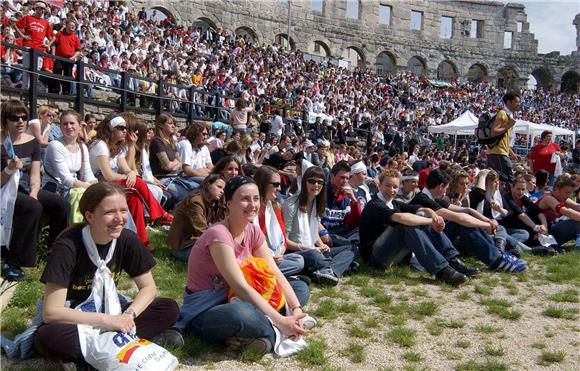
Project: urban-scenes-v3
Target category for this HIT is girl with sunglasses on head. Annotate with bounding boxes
[1,100,70,281]
[88,113,172,248]
[282,166,356,286]
[174,121,213,196]
[253,166,305,277]
[27,105,54,149]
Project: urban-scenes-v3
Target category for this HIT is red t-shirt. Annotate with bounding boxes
[528,143,561,174]
[418,168,431,190]
[16,15,53,50]
[54,31,80,58]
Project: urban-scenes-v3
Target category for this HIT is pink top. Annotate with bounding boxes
[186,221,265,292]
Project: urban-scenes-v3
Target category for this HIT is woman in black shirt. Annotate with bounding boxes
[0,100,69,281]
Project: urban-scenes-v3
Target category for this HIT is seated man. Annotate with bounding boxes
[349,161,371,210]
[360,170,478,286]
[410,170,528,273]
[395,169,420,203]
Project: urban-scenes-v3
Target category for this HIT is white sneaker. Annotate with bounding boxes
[303,315,317,330]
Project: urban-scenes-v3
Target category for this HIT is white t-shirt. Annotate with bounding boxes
[271,115,284,137]
[177,140,212,170]
[43,140,96,189]
[89,140,126,176]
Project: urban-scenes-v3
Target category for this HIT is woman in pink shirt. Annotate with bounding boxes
[178,176,312,355]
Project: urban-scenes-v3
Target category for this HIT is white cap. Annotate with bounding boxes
[110,116,126,128]
[350,161,367,175]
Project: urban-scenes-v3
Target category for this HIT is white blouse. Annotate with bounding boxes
[43,140,96,189]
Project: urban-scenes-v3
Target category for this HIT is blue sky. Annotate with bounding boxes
[518,0,579,54]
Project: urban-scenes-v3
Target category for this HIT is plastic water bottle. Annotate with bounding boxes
[576,233,580,252]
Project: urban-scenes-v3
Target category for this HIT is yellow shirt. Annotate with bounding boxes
[191,74,202,86]
[486,110,512,156]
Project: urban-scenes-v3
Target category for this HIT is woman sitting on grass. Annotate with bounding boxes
[176,176,313,356]
[88,114,172,247]
[211,155,243,182]
[167,174,226,262]
[32,182,182,367]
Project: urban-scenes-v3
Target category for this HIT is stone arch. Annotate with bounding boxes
[375,51,397,75]
[497,66,520,91]
[467,63,488,83]
[147,6,174,21]
[194,17,219,32]
[311,40,331,57]
[341,46,366,69]
[235,26,259,44]
[275,33,296,50]
[560,70,580,93]
[436,60,458,81]
[530,67,555,90]
[407,56,427,76]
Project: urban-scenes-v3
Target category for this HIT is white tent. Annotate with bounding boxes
[428,111,575,147]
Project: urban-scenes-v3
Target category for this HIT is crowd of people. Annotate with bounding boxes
[1,0,580,369]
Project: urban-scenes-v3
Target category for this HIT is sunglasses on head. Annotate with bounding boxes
[307,179,325,186]
[270,182,281,188]
[7,114,28,122]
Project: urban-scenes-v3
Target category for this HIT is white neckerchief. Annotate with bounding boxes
[141,147,153,181]
[297,199,319,248]
[377,191,394,209]
[477,190,504,220]
[254,202,285,256]
[76,226,121,316]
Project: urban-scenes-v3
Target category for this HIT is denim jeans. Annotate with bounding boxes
[188,280,309,345]
[172,246,193,262]
[277,253,304,276]
[295,245,356,277]
[444,222,500,266]
[504,227,529,247]
[371,225,456,274]
[550,219,580,245]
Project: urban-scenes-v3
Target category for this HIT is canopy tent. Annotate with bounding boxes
[428,111,575,147]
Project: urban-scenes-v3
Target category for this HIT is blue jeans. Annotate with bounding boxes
[277,253,304,276]
[172,246,192,262]
[550,219,580,246]
[295,245,356,277]
[188,280,309,345]
[504,227,529,247]
[444,222,500,266]
[371,225,456,274]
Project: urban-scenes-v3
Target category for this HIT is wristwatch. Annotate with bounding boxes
[123,308,137,319]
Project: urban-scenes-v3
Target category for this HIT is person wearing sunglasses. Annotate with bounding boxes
[282,166,356,286]
[253,166,305,277]
[88,114,172,248]
[174,122,213,195]
[26,105,55,150]
[1,100,70,281]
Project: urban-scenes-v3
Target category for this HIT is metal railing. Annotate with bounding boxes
[0,42,244,122]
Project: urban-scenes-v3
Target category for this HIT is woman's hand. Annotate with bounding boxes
[125,171,137,188]
[102,313,135,333]
[127,131,138,146]
[490,201,502,211]
[274,312,306,340]
[317,243,330,253]
[7,157,23,171]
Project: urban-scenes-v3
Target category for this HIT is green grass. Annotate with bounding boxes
[548,288,579,303]
[341,342,366,363]
[542,305,579,320]
[455,360,509,371]
[479,298,522,320]
[319,286,349,300]
[313,299,339,319]
[456,291,471,301]
[539,350,565,365]
[483,344,506,357]
[426,320,444,336]
[363,317,380,329]
[387,326,416,348]
[347,324,371,338]
[530,342,546,349]
[474,285,492,296]
[296,338,328,366]
[456,340,471,348]
[544,253,580,283]
[402,352,422,362]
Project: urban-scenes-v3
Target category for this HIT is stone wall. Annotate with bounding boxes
[131,0,579,92]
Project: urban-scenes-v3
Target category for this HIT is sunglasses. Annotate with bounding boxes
[270,182,281,188]
[7,114,27,122]
[307,179,325,186]
[115,126,127,131]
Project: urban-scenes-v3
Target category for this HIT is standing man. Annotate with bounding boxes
[52,19,82,94]
[15,1,54,87]
[486,92,521,188]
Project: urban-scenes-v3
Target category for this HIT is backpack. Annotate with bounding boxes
[475,112,504,148]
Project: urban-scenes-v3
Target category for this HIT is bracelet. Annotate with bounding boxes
[291,305,302,311]
[3,167,17,175]
[533,225,541,232]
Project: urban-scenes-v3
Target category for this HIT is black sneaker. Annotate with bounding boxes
[312,269,339,286]
[226,337,272,356]
[2,264,25,281]
[448,258,480,277]
[150,328,184,349]
[435,266,468,286]
[531,246,558,256]
[288,275,312,286]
